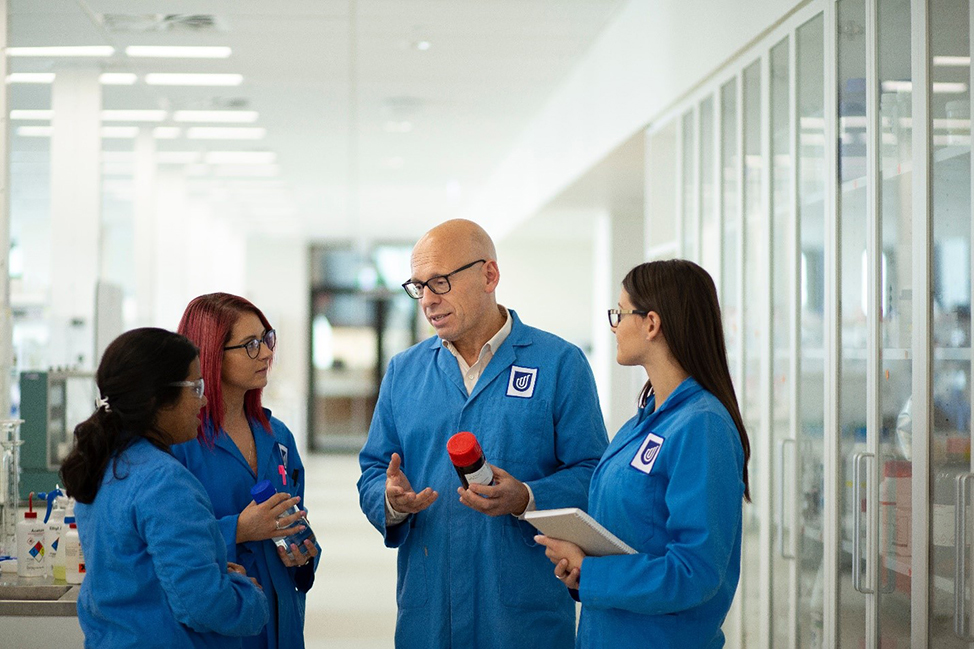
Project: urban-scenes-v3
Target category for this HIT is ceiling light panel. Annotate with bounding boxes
[145,73,243,86]
[187,127,266,140]
[16,126,53,137]
[102,110,167,122]
[205,151,276,164]
[10,110,54,120]
[125,46,232,58]
[100,73,138,85]
[173,110,258,123]
[7,73,55,84]
[7,46,115,57]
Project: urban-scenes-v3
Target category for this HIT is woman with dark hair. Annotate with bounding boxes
[61,327,268,647]
[171,293,318,649]
[537,259,750,648]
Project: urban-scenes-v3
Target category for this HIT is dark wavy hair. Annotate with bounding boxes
[60,328,199,504]
[177,293,272,444]
[622,259,752,502]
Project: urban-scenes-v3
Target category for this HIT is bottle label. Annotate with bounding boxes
[465,463,494,486]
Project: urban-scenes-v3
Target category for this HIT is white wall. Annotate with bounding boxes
[466,0,805,239]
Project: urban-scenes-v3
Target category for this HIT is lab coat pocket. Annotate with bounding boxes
[497,518,561,611]
[487,399,552,468]
[396,521,429,609]
[624,466,663,545]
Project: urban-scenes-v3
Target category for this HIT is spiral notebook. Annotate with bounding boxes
[524,507,636,556]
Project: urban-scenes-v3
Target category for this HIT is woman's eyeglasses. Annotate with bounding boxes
[223,329,277,359]
[168,377,205,399]
[607,309,648,328]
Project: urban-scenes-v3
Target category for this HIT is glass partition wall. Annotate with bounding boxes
[645,0,973,646]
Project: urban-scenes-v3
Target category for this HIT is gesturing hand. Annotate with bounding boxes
[236,492,306,543]
[386,452,438,515]
[457,464,529,517]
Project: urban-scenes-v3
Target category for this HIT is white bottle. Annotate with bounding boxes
[16,510,46,577]
[45,497,68,579]
[64,519,85,585]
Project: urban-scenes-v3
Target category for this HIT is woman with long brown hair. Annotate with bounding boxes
[537,259,750,648]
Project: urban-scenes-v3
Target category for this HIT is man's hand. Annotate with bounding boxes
[534,535,585,589]
[386,452,438,514]
[457,464,529,517]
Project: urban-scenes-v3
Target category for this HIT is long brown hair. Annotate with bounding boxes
[622,259,751,502]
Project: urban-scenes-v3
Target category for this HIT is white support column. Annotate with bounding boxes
[593,208,645,438]
[49,68,101,369]
[132,126,157,328]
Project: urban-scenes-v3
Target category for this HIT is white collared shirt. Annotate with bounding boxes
[385,306,536,523]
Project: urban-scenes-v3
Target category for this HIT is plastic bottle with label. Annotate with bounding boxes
[43,494,69,578]
[16,496,46,577]
[447,431,495,488]
[249,480,316,558]
[63,517,85,584]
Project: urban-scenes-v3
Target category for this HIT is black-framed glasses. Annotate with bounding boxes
[401,259,486,299]
[169,377,205,399]
[223,329,277,359]
[607,309,648,328]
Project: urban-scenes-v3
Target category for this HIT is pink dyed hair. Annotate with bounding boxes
[177,293,272,444]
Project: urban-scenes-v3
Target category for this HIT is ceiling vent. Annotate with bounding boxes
[99,14,227,33]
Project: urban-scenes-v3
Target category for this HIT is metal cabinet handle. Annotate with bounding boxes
[853,452,874,594]
[955,472,974,639]
[779,438,796,559]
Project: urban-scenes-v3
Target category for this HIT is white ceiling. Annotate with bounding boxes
[8,0,627,241]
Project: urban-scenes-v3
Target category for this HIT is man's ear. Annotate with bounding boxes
[484,260,500,293]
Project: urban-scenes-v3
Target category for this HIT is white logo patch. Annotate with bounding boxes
[630,432,664,474]
[277,443,288,468]
[506,366,538,398]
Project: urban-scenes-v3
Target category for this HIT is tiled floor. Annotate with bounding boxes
[302,452,398,648]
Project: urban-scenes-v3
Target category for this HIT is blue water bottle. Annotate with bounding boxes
[249,480,316,557]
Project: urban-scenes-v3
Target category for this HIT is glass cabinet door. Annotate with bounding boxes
[836,0,870,646]
[796,13,828,648]
[770,34,797,649]
[930,0,973,645]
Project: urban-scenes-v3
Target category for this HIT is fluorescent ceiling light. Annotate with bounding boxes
[153,127,182,139]
[187,127,266,140]
[173,110,258,123]
[934,56,971,67]
[101,126,139,138]
[100,73,137,85]
[414,41,432,51]
[881,80,969,94]
[157,151,201,164]
[204,151,276,164]
[7,73,55,84]
[16,125,53,137]
[126,46,232,59]
[213,164,280,178]
[10,109,53,120]
[102,110,167,122]
[7,46,115,57]
[145,73,242,86]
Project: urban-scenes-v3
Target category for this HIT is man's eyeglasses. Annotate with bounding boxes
[607,309,648,328]
[169,377,205,399]
[223,329,277,359]
[401,259,486,299]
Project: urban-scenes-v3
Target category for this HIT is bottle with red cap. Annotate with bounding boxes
[16,493,46,577]
[447,432,495,488]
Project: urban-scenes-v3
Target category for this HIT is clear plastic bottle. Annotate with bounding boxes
[63,518,85,584]
[249,480,316,558]
[44,495,69,578]
[16,508,46,577]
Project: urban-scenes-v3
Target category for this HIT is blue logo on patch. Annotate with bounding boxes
[642,440,661,465]
[631,432,664,474]
[506,365,538,398]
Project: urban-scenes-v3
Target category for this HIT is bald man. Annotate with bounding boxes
[358,219,608,649]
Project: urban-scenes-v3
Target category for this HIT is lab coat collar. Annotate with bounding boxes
[429,308,533,400]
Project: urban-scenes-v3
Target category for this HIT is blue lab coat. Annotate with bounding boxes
[172,411,317,649]
[75,438,268,648]
[576,377,745,649]
[358,310,609,649]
